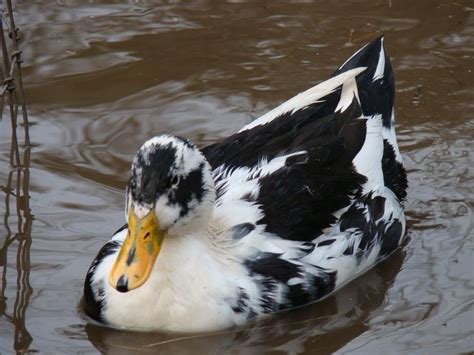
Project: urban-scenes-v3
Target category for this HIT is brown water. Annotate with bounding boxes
[1,0,473,353]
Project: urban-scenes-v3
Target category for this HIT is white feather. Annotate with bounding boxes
[353,114,385,194]
[372,38,386,82]
[335,77,360,112]
[240,68,366,132]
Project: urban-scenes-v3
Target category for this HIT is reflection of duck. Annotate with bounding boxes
[85,250,405,354]
[83,36,408,332]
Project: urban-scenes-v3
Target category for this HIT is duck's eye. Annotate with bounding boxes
[170,175,180,189]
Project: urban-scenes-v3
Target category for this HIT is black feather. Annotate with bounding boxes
[379,220,404,257]
[255,99,367,241]
[83,240,121,322]
[168,162,206,217]
[333,36,394,129]
[202,87,343,168]
[230,223,255,240]
[231,287,250,314]
[382,140,408,201]
[245,252,302,284]
[318,239,336,247]
[129,143,177,205]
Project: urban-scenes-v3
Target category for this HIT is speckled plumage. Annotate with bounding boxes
[84,36,407,332]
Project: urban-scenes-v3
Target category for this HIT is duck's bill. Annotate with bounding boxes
[108,209,164,293]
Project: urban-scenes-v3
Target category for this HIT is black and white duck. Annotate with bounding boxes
[83,36,408,332]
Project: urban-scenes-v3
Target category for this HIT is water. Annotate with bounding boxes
[0,0,473,353]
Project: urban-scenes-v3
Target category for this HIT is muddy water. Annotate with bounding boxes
[0,0,473,353]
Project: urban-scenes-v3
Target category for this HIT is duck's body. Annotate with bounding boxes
[84,37,407,332]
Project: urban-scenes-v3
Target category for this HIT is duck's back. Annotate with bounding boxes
[202,36,407,313]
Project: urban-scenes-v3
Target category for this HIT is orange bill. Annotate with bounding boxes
[109,209,164,292]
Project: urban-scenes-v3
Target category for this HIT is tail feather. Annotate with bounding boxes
[334,36,407,200]
[333,36,394,130]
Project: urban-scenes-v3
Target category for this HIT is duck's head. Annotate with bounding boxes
[109,134,215,293]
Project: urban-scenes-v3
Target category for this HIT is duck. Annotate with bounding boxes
[83,36,408,332]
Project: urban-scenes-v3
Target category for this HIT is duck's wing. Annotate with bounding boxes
[202,36,406,243]
[203,91,368,242]
[202,64,366,170]
[200,39,407,315]
[244,36,406,202]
